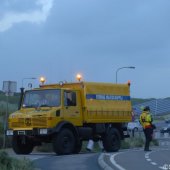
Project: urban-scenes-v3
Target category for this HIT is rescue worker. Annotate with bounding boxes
[139,106,153,151]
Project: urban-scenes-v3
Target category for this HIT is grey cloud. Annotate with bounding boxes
[0,0,54,32]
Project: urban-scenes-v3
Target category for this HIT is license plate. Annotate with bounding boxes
[18,131,25,135]
[6,130,13,136]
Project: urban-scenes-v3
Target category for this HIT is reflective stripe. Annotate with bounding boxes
[86,94,130,101]
[145,125,152,129]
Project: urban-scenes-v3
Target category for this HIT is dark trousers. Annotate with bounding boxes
[144,128,153,150]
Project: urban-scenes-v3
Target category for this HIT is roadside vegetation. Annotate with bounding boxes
[121,136,159,149]
[0,91,19,116]
[0,151,34,170]
[0,92,34,170]
[0,91,20,149]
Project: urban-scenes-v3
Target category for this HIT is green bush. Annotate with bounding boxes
[0,123,3,134]
[131,137,144,147]
[0,101,18,116]
[0,151,12,170]
[5,136,12,148]
[0,151,34,170]
[0,136,3,149]
[151,139,159,146]
[0,135,12,149]
[122,137,144,148]
[10,158,34,170]
[121,140,131,149]
[121,136,159,149]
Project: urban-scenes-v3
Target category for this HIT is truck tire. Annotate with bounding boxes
[73,140,82,154]
[53,129,75,155]
[12,136,34,154]
[103,128,121,152]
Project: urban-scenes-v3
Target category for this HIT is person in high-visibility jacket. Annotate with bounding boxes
[139,106,153,151]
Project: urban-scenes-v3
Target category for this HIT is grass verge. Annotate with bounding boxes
[0,151,34,170]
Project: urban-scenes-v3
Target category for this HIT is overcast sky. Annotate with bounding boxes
[0,0,170,99]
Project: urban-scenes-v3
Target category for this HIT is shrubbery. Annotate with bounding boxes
[0,123,3,134]
[121,136,159,149]
[0,151,34,170]
[121,137,144,149]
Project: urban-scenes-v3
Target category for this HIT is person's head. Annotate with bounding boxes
[144,106,150,112]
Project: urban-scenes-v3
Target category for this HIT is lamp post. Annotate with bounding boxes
[116,66,135,83]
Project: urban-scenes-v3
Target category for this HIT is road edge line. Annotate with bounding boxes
[98,153,113,170]
[110,153,126,170]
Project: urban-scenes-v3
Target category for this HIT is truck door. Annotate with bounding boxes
[63,90,83,126]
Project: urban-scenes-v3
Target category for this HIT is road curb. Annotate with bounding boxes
[98,153,113,170]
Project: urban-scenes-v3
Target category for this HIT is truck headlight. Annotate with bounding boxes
[6,130,13,136]
[39,129,48,135]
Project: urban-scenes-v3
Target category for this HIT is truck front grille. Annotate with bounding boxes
[11,117,47,128]
[32,117,47,127]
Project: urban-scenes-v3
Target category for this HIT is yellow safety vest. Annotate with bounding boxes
[140,111,152,129]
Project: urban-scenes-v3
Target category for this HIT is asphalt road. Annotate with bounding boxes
[107,148,170,170]
[33,153,101,170]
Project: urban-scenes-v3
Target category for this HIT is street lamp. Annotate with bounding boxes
[116,66,135,83]
[22,77,37,87]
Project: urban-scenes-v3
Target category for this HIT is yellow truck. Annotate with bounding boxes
[6,81,132,155]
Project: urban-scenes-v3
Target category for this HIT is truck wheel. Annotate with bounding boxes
[53,129,75,155]
[12,136,34,154]
[103,128,121,152]
[73,140,82,154]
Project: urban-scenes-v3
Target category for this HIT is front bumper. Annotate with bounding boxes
[6,128,54,136]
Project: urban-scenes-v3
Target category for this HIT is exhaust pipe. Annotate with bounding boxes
[18,87,24,110]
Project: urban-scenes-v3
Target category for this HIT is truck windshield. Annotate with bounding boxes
[22,89,61,108]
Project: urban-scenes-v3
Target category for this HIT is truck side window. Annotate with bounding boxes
[64,91,76,106]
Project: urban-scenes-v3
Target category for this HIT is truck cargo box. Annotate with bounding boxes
[83,82,132,123]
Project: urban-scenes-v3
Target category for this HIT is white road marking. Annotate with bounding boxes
[144,148,170,169]
[151,162,157,166]
[110,153,126,170]
[159,166,166,170]
[145,155,149,159]
[106,148,170,170]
